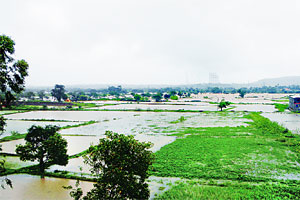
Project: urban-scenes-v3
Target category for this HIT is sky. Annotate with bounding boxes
[1,0,300,86]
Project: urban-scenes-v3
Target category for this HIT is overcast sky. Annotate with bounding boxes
[1,0,300,86]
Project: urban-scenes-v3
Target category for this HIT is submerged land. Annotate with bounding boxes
[1,93,300,199]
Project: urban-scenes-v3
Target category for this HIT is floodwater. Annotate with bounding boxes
[261,113,300,133]
[233,104,276,112]
[6,111,249,136]
[192,93,288,104]
[0,174,180,200]
[58,112,249,135]
[1,174,94,200]
[48,156,91,174]
[0,120,80,138]
[97,102,219,111]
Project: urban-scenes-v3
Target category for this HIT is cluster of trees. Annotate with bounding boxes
[14,126,154,199]
[0,34,29,188]
[0,35,154,198]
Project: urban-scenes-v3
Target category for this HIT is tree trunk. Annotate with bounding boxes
[40,158,45,178]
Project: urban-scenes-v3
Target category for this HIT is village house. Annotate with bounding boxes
[289,96,300,112]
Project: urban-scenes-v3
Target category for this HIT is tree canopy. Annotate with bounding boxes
[51,84,67,102]
[70,131,154,199]
[218,100,231,111]
[16,125,68,178]
[0,35,29,108]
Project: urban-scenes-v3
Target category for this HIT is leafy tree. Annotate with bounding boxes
[69,131,154,199]
[211,87,222,93]
[37,90,46,100]
[23,91,35,100]
[16,125,68,178]
[51,84,67,102]
[152,93,162,102]
[163,93,170,101]
[170,95,178,100]
[218,100,231,111]
[170,91,177,96]
[0,35,29,108]
[0,116,12,189]
[178,91,183,98]
[134,94,141,102]
[237,89,246,98]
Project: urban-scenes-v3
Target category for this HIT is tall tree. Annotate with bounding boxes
[152,93,162,102]
[16,125,68,178]
[68,131,154,199]
[218,100,230,111]
[0,35,29,108]
[37,90,46,100]
[51,84,67,102]
[237,89,246,98]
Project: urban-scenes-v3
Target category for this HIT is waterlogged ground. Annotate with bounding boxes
[0,120,80,138]
[232,104,276,112]
[2,97,300,199]
[262,112,300,134]
[1,174,94,200]
[5,111,250,136]
[96,102,219,111]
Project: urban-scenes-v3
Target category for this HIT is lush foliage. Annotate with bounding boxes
[274,103,289,112]
[51,84,67,102]
[237,88,246,98]
[218,100,230,111]
[152,93,162,102]
[151,114,300,182]
[16,125,68,177]
[0,35,29,108]
[156,181,300,199]
[70,131,154,199]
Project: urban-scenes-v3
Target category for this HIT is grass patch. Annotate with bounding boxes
[0,134,26,143]
[274,103,289,112]
[170,116,187,124]
[150,113,300,182]
[60,120,98,130]
[156,181,300,199]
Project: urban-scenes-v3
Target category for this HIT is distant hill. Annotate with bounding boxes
[251,76,300,87]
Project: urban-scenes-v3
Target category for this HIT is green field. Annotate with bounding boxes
[152,113,300,199]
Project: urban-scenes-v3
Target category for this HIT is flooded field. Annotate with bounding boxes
[6,111,250,136]
[192,93,288,104]
[0,120,80,138]
[232,104,276,112]
[262,113,300,133]
[1,174,94,200]
[0,174,180,200]
[97,102,219,111]
[2,97,299,199]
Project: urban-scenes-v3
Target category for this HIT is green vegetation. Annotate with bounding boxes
[16,125,68,178]
[151,113,300,184]
[68,131,154,200]
[60,120,98,130]
[156,181,300,199]
[170,95,178,100]
[272,99,289,102]
[274,103,289,112]
[0,35,29,109]
[170,116,186,124]
[51,84,68,102]
[0,133,27,143]
[218,100,231,111]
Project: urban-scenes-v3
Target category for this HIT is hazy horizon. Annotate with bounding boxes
[2,1,300,86]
